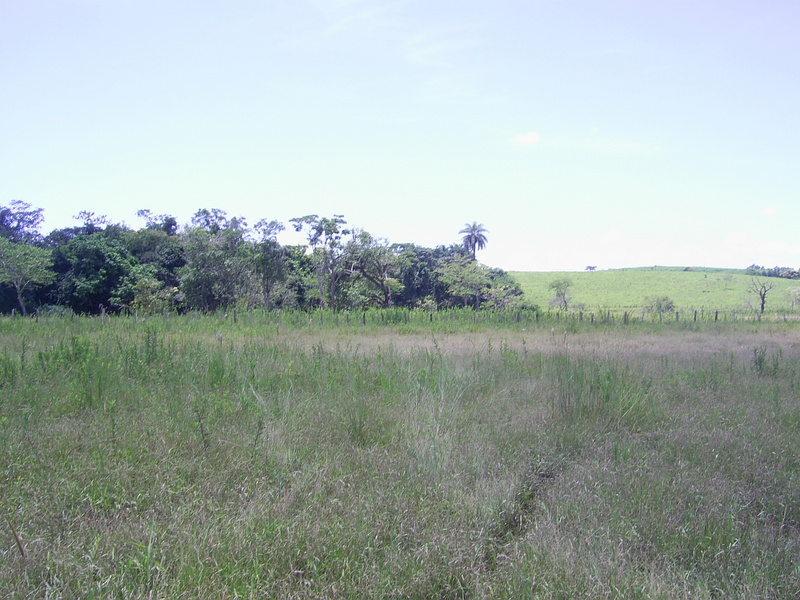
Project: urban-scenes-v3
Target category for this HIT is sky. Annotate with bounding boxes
[2,0,799,272]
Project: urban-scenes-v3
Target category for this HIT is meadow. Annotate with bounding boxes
[1,310,799,598]
[511,267,800,314]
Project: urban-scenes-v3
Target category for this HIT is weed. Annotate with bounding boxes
[0,312,798,598]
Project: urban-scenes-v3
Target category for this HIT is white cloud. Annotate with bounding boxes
[512,131,542,146]
[760,207,778,218]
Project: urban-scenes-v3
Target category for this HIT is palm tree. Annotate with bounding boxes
[459,222,488,259]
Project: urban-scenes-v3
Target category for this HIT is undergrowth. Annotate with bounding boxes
[0,313,798,598]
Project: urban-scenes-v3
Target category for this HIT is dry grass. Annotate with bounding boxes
[0,314,799,598]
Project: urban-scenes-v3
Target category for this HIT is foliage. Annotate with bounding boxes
[548,277,573,311]
[436,255,491,308]
[0,200,45,243]
[123,228,185,288]
[253,219,288,309]
[0,205,520,315]
[646,295,675,313]
[0,237,56,314]
[344,231,404,308]
[746,264,799,279]
[458,221,488,258]
[56,232,137,313]
[136,209,180,236]
[179,213,255,312]
[290,214,351,310]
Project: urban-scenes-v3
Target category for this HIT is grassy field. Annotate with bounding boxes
[1,311,799,598]
[511,267,800,313]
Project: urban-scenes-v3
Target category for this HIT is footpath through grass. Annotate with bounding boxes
[1,312,799,598]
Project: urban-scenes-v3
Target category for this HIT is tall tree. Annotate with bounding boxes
[345,231,404,308]
[56,233,136,313]
[458,222,488,259]
[137,209,179,235]
[179,210,255,311]
[290,214,350,310]
[548,278,574,311]
[0,200,45,244]
[0,237,56,315]
[253,219,287,309]
[436,255,490,308]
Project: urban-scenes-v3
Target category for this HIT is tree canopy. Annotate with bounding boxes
[0,201,526,315]
[458,222,488,259]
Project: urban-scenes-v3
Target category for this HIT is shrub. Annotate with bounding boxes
[646,295,675,313]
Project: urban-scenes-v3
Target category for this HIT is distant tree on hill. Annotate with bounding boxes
[549,278,573,311]
[746,264,797,279]
[748,278,775,315]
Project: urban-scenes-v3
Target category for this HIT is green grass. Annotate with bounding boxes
[1,312,799,598]
[511,267,800,313]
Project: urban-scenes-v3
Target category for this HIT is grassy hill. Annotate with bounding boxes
[510,266,800,313]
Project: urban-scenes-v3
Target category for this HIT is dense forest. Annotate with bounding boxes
[0,200,529,316]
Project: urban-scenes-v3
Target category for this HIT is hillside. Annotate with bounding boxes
[510,267,800,313]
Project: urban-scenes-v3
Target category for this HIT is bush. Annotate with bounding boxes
[646,296,675,313]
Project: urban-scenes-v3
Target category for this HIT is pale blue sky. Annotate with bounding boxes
[2,0,798,271]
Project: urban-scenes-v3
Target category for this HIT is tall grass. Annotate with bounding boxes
[1,312,799,597]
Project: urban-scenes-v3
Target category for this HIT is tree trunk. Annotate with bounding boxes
[14,284,27,316]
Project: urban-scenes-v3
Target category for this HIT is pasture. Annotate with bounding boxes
[1,311,799,598]
[511,267,800,314]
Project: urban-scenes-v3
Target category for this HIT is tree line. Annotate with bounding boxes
[0,201,528,316]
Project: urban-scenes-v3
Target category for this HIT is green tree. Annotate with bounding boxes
[436,255,491,308]
[58,233,137,313]
[282,244,316,309]
[136,209,180,236]
[458,222,488,259]
[290,214,351,310]
[179,210,255,312]
[549,278,573,311]
[646,296,675,313]
[345,231,404,308]
[253,219,287,309]
[0,237,56,315]
[391,243,468,308]
[482,268,526,310]
[123,228,185,288]
[0,200,45,243]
